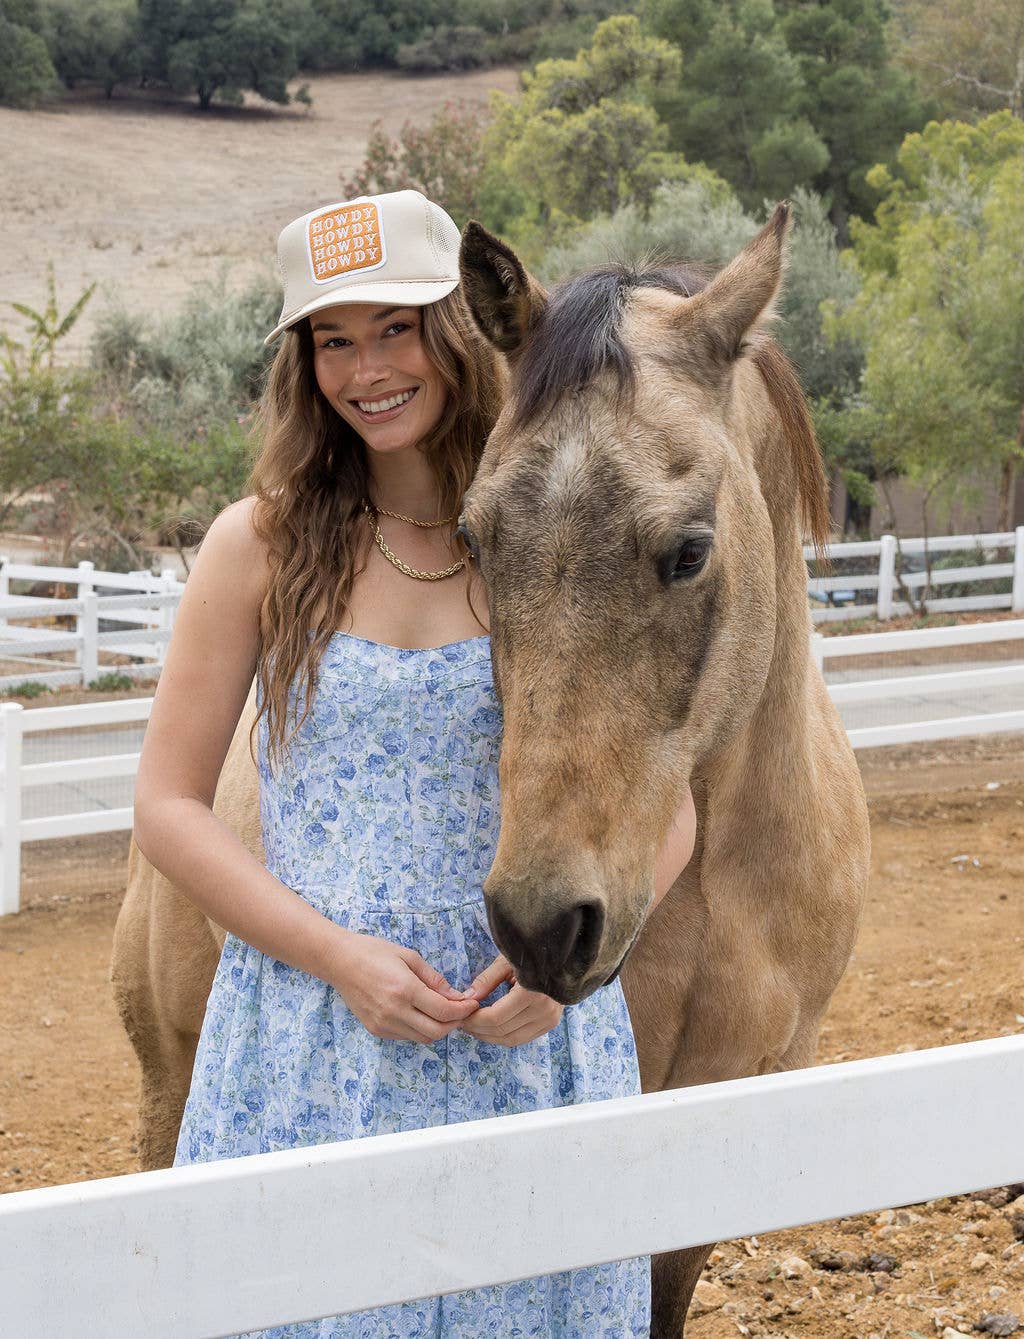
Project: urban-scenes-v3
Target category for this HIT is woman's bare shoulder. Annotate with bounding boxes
[200,497,268,567]
[202,495,264,552]
[190,496,271,612]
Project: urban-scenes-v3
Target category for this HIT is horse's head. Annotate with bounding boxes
[458,206,829,1004]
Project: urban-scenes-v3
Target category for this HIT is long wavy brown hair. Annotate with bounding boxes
[248,291,503,768]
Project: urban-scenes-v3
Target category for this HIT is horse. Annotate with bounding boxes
[111,205,870,1335]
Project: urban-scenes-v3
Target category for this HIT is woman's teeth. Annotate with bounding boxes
[357,390,416,413]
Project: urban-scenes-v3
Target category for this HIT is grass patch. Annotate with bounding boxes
[4,680,50,698]
[88,672,134,692]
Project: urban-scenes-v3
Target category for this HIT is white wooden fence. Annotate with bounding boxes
[0,557,182,690]
[813,615,1024,748]
[1,618,1023,915]
[0,697,152,915]
[806,527,1024,622]
[1,1034,1022,1336]
[0,532,1022,680]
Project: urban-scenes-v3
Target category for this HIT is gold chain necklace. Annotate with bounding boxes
[373,503,456,529]
[361,500,466,582]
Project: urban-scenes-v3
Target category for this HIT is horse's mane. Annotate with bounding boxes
[507,264,831,553]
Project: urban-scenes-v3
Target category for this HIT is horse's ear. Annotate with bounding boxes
[678,202,790,373]
[459,222,548,355]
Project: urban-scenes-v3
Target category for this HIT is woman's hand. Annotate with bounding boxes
[459,954,565,1047]
[327,931,479,1045]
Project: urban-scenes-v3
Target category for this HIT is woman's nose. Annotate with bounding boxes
[352,341,388,384]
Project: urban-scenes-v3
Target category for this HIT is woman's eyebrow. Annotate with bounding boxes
[311,307,412,333]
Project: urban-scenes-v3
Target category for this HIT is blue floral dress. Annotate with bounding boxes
[174,632,650,1337]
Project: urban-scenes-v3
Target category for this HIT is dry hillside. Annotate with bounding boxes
[0,69,519,360]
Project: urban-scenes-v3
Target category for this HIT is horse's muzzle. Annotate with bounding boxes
[485,893,606,1004]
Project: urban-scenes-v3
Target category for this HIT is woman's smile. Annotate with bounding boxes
[349,385,420,424]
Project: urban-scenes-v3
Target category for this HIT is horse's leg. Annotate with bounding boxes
[651,1245,714,1338]
[134,1027,201,1170]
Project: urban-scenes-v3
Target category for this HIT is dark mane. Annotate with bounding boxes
[508,263,711,436]
[507,261,830,553]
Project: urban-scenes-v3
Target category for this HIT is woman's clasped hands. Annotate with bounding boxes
[329,931,563,1048]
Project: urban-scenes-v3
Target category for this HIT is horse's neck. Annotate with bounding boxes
[711,418,819,793]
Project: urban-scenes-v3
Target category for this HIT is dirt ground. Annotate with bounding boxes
[1,734,1022,1337]
[0,67,519,361]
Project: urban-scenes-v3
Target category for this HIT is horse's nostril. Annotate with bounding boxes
[552,900,604,976]
[573,900,604,973]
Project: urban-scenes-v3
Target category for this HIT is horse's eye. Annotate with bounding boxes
[455,521,480,562]
[666,536,712,582]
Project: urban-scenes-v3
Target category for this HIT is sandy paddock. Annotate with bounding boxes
[1,734,1022,1336]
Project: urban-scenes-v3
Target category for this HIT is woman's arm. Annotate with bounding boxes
[651,784,697,912]
[133,499,478,1045]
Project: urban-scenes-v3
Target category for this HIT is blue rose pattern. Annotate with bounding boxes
[175,633,650,1337]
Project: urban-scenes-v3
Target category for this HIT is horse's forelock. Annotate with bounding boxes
[506,264,710,437]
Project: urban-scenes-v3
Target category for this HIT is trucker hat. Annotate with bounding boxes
[264,189,462,345]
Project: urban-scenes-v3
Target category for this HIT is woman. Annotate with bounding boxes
[134,189,697,1337]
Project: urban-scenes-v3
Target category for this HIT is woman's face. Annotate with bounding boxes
[310,302,447,456]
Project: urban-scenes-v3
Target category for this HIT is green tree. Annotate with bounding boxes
[41,0,141,96]
[833,149,1024,534]
[487,15,686,232]
[297,0,448,70]
[774,0,932,238]
[649,0,829,209]
[893,0,1024,121]
[850,110,1024,275]
[0,0,58,105]
[138,0,301,108]
[395,25,492,72]
[651,0,931,236]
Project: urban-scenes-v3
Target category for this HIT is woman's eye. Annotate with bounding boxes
[663,537,712,582]
[321,337,351,349]
[384,322,412,337]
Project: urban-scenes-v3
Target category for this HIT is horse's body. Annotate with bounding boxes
[112,208,870,1335]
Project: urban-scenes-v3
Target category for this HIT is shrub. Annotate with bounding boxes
[341,103,491,227]
[5,680,49,698]
[0,15,59,106]
[89,671,134,691]
[396,25,491,72]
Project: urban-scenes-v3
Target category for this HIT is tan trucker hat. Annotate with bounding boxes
[264,189,461,345]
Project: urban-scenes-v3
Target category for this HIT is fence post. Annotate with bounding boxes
[1013,526,1024,614]
[877,534,897,621]
[0,702,24,915]
[157,568,178,667]
[81,592,99,688]
[76,560,95,686]
[810,632,825,673]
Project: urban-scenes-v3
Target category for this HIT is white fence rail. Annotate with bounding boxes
[0,532,1020,671]
[805,526,1024,622]
[1,1035,1022,1337]
[0,697,152,915]
[812,616,1024,749]
[0,557,182,689]
[1,618,1023,915]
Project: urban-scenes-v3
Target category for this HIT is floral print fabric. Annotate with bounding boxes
[174,632,650,1337]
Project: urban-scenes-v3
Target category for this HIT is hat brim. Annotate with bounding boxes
[264,277,461,346]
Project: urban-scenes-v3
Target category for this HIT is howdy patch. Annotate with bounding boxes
[307,203,386,283]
